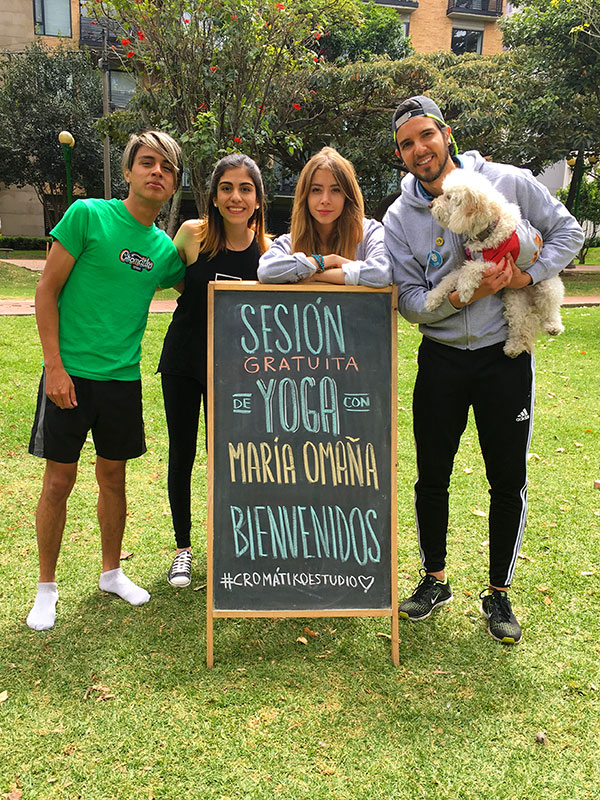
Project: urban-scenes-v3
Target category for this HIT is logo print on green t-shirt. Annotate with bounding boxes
[120,249,154,272]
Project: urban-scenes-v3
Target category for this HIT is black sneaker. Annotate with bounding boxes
[480,589,522,644]
[168,550,192,587]
[398,571,453,620]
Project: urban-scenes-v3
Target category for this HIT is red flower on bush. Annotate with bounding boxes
[314,31,321,39]
[258,105,265,113]
[231,14,238,19]
[198,103,207,110]
[276,2,284,9]
[127,51,135,58]
[233,137,242,143]
[121,38,132,46]
[137,31,145,40]
[184,17,190,23]
[209,65,218,72]
[293,103,301,110]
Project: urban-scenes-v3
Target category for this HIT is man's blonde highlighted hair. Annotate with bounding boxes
[122,130,183,189]
[290,146,364,260]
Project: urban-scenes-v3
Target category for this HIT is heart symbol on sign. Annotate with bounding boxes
[358,576,374,593]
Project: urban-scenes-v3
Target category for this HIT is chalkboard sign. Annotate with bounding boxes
[206,284,398,665]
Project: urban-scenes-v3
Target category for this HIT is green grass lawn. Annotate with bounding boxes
[1,249,48,259]
[1,310,598,799]
[0,261,40,299]
[561,271,600,296]
[0,261,179,301]
[579,245,600,266]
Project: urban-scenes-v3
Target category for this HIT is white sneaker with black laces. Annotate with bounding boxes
[168,550,192,587]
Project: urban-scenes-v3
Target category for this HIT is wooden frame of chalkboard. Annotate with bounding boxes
[206,283,399,666]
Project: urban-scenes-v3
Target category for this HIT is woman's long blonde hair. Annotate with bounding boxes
[290,147,364,259]
[199,153,269,259]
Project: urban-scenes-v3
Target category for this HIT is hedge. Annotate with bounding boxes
[0,235,50,250]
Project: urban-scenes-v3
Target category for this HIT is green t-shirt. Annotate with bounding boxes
[50,198,185,381]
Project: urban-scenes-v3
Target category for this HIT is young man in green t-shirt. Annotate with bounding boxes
[27,130,198,631]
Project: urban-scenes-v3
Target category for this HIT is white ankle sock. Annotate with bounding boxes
[99,568,150,606]
[27,582,59,631]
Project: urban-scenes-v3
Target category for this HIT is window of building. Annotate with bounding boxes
[451,28,483,55]
[33,0,72,37]
[109,71,136,109]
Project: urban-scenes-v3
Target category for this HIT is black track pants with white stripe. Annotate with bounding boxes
[412,337,534,588]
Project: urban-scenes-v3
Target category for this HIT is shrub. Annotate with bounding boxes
[0,235,50,250]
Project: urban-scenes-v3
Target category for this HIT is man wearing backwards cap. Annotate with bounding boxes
[383,96,583,644]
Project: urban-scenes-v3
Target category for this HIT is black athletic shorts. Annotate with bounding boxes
[29,371,146,463]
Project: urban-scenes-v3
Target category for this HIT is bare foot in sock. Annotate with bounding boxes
[99,568,150,605]
[27,582,59,631]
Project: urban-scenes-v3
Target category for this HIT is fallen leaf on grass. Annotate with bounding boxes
[527,452,541,461]
[318,765,336,775]
[574,441,584,448]
[463,467,473,474]
[193,584,206,591]
[296,636,308,645]
[3,787,21,800]
[556,447,566,453]
[517,552,532,562]
[544,595,553,606]
[376,632,392,640]
[536,585,550,593]
[0,690,7,703]
[471,509,487,518]
[304,626,318,638]
[581,571,595,576]
[83,683,114,701]
[120,551,134,560]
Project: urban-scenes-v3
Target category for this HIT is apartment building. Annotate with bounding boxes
[375,0,505,56]
[1,0,508,235]
[0,0,133,235]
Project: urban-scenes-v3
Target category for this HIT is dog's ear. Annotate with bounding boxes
[459,186,481,220]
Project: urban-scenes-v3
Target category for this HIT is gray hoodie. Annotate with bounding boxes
[383,150,584,350]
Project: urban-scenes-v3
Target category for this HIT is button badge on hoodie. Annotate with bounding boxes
[426,250,443,269]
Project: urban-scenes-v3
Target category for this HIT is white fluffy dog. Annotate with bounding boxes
[426,170,565,357]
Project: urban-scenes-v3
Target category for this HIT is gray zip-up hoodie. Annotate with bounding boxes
[383,150,584,350]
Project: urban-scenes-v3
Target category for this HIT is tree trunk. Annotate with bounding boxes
[167,186,182,237]
[189,163,207,218]
[565,150,584,213]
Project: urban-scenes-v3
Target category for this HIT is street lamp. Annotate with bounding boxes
[58,130,75,207]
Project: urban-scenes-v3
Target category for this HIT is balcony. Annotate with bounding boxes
[79,13,123,50]
[447,0,503,20]
[373,0,418,9]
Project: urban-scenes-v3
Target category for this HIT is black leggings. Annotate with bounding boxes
[161,373,206,549]
[413,338,534,588]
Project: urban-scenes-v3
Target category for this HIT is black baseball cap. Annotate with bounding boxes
[392,95,458,155]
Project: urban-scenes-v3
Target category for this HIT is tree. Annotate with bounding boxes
[93,0,359,214]
[314,1,412,63]
[0,42,112,228]
[502,0,600,208]
[558,168,600,263]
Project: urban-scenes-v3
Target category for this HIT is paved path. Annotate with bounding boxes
[1,257,599,315]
